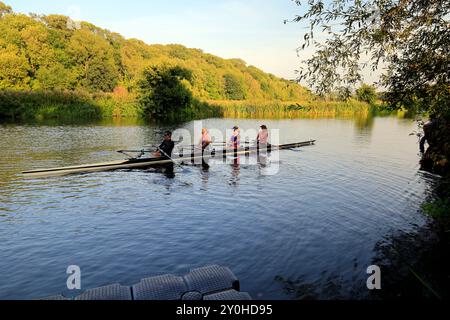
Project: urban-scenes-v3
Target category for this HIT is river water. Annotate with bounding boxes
[0,116,439,299]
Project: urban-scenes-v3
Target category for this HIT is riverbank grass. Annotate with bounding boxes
[1,90,375,121]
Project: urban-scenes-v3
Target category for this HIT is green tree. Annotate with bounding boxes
[293,0,450,174]
[356,84,377,105]
[223,73,246,100]
[68,29,119,92]
[42,14,71,30]
[139,65,193,118]
[35,63,72,90]
[0,2,317,119]
[120,40,149,90]
[0,42,30,89]
[21,23,54,76]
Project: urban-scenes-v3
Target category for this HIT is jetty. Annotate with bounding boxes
[42,265,252,301]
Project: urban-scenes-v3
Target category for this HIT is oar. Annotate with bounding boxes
[143,139,183,149]
[117,149,149,159]
[157,146,190,173]
[212,141,255,146]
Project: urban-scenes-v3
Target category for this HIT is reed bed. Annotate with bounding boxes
[1,89,374,121]
[205,99,371,119]
[0,90,141,120]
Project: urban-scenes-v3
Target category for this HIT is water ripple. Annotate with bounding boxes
[0,118,437,299]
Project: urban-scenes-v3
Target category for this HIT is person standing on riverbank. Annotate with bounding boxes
[420,119,435,154]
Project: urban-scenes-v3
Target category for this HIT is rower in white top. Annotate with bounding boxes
[257,125,270,148]
[199,128,212,151]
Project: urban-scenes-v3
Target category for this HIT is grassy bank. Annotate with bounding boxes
[0,90,141,121]
[0,89,378,121]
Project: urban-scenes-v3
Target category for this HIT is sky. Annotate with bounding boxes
[5,0,379,84]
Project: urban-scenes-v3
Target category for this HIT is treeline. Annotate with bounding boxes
[0,2,377,120]
[0,2,314,116]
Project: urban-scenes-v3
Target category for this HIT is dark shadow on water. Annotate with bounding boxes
[274,221,450,300]
[369,174,450,300]
[370,222,449,300]
[274,220,450,300]
[274,273,367,300]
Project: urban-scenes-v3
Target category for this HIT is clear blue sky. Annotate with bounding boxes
[5,0,379,83]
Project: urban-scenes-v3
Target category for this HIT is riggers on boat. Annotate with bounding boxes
[22,140,316,178]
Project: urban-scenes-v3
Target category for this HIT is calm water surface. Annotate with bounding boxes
[0,116,437,299]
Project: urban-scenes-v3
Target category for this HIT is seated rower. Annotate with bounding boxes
[230,126,241,149]
[257,125,269,147]
[153,131,175,159]
[199,128,212,151]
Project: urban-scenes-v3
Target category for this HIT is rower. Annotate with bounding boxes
[230,126,241,150]
[257,125,269,147]
[199,128,212,151]
[153,131,175,159]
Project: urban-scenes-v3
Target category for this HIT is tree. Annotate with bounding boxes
[292,0,450,174]
[20,23,54,76]
[293,0,449,96]
[0,2,315,113]
[120,41,148,90]
[139,65,193,118]
[0,1,11,17]
[356,84,377,105]
[224,73,246,100]
[68,29,119,91]
[0,43,30,89]
[42,14,71,30]
[35,63,72,90]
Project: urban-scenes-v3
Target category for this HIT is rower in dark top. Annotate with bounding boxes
[154,131,175,159]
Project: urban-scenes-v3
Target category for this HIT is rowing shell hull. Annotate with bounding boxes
[22,140,315,178]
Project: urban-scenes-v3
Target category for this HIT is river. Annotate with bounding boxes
[0,116,440,299]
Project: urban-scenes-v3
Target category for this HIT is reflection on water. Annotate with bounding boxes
[0,115,440,300]
[230,158,241,186]
[354,112,375,133]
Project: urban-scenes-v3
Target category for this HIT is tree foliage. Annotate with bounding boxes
[292,0,450,174]
[224,73,246,100]
[139,65,193,118]
[356,84,377,105]
[0,42,30,89]
[293,0,449,100]
[67,29,119,92]
[0,2,311,102]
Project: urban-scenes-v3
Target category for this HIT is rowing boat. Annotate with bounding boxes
[22,140,316,178]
